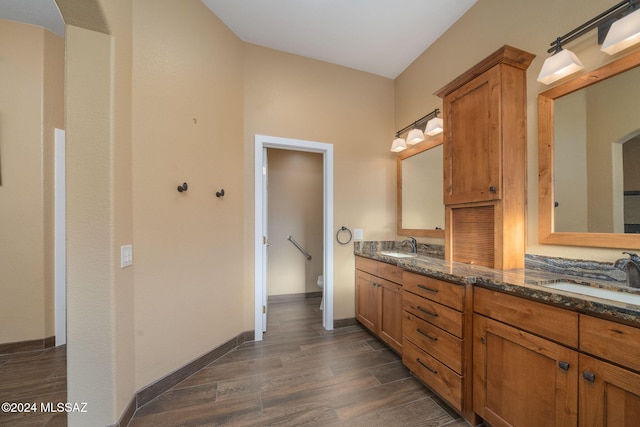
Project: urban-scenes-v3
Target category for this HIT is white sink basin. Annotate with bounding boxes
[542,281,640,306]
[379,251,416,258]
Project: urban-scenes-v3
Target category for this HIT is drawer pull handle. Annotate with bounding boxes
[417,306,439,317]
[417,284,438,293]
[558,361,570,371]
[417,328,438,341]
[417,358,437,374]
[583,371,596,383]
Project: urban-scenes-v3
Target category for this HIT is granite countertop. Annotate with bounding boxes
[354,244,640,327]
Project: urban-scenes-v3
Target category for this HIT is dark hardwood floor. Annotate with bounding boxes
[130,297,469,426]
[0,345,67,426]
[0,297,470,426]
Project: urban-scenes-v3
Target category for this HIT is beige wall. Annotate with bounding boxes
[132,0,245,389]
[243,44,396,320]
[267,149,324,296]
[0,20,63,344]
[395,0,635,261]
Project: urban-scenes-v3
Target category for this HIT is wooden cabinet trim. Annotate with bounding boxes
[435,45,535,98]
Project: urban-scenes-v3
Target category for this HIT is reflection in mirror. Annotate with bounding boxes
[554,66,640,233]
[397,137,445,238]
[538,48,640,249]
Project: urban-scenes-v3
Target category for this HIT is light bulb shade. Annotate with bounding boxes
[601,8,640,55]
[537,48,584,85]
[424,117,444,135]
[390,137,407,152]
[406,128,425,145]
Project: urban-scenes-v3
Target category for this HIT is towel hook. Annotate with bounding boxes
[216,189,225,198]
[177,182,188,192]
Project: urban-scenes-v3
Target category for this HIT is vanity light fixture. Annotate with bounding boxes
[538,0,640,85]
[537,42,584,85]
[602,4,640,54]
[407,128,425,145]
[390,108,441,152]
[424,115,444,136]
[390,137,407,152]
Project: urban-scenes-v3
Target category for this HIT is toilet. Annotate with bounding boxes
[317,275,324,310]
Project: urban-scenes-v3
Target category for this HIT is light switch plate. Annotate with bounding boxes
[354,228,364,240]
[121,245,133,268]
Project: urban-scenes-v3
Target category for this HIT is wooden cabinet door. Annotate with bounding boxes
[355,270,378,333]
[379,278,402,353]
[473,314,578,427]
[443,66,501,205]
[579,354,640,427]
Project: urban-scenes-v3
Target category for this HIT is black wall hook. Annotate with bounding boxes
[177,182,188,192]
[216,189,225,198]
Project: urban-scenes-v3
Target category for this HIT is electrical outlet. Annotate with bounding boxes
[354,229,364,240]
[121,245,133,268]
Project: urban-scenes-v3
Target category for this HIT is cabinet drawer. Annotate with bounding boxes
[474,287,579,347]
[580,315,640,372]
[403,339,462,411]
[355,256,378,275]
[404,291,463,338]
[377,262,403,284]
[403,311,462,374]
[403,271,464,310]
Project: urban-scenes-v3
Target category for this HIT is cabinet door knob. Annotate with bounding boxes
[489,186,497,193]
[558,361,570,371]
[583,371,596,382]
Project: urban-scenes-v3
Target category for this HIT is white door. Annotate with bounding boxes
[262,147,269,332]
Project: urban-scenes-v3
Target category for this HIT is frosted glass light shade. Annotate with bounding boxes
[407,128,425,145]
[537,48,584,85]
[424,117,443,135]
[390,137,407,152]
[601,8,640,55]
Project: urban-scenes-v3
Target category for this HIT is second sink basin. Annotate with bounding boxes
[379,251,416,258]
[542,281,640,306]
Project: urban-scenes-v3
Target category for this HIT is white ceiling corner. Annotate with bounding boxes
[201,0,477,79]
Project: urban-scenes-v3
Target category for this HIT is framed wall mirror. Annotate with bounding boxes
[539,48,640,249]
[397,136,445,238]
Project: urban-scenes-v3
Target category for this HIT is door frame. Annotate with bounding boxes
[254,134,334,341]
[54,128,66,345]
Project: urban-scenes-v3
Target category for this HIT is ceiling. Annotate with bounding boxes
[1,0,477,79]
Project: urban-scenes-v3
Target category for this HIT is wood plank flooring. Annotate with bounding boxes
[0,297,471,426]
[0,345,67,426]
[130,297,470,426]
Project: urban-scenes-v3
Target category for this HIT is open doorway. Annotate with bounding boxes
[254,135,334,341]
[267,148,323,302]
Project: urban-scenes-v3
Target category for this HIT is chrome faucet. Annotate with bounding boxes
[613,252,640,288]
[402,237,418,254]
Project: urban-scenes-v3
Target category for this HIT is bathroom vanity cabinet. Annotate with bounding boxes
[436,45,535,270]
[401,270,475,421]
[474,287,640,427]
[473,287,579,426]
[578,316,640,427]
[355,256,403,353]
